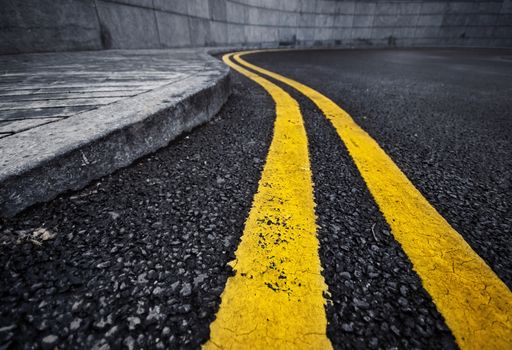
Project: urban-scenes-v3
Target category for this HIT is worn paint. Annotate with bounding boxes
[234,51,512,350]
[204,54,332,349]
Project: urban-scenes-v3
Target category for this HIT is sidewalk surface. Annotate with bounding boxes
[0,49,230,216]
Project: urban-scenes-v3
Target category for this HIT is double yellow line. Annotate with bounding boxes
[205,51,512,350]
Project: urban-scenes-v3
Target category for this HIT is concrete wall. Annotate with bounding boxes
[1,0,511,54]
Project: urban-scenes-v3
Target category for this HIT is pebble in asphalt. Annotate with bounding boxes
[0,73,274,349]
[1,49,511,349]
[248,49,512,289]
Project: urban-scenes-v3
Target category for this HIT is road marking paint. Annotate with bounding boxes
[203,54,332,349]
[234,51,512,350]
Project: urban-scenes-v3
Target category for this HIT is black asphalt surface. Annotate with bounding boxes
[1,48,511,349]
[247,48,512,288]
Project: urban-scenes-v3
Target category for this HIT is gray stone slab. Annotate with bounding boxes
[353,15,374,28]
[335,15,354,28]
[373,14,418,27]
[0,87,150,96]
[0,0,102,54]
[502,0,512,14]
[278,27,297,44]
[154,12,191,48]
[0,106,94,121]
[0,118,62,133]
[0,98,121,111]
[226,2,248,22]
[209,0,227,21]
[153,0,188,14]
[210,22,229,45]
[95,0,160,49]
[0,91,138,102]
[497,14,512,25]
[336,1,355,15]
[227,24,246,44]
[416,14,444,27]
[187,0,210,19]
[0,49,230,216]
[189,18,212,46]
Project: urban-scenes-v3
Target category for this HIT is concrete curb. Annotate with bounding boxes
[0,51,230,217]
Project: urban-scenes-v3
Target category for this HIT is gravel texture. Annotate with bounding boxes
[0,72,274,349]
[248,48,512,288]
[290,89,457,349]
[1,48,511,349]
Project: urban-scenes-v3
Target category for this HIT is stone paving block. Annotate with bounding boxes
[0,97,121,111]
[0,91,137,102]
[96,0,160,49]
[0,118,61,133]
[0,49,230,216]
[1,107,93,121]
[156,12,191,47]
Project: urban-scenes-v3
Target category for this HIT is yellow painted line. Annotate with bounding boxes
[204,54,332,349]
[233,50,512,350]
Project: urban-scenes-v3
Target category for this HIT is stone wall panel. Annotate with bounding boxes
[1,0,510,54]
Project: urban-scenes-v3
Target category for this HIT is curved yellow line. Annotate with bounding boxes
[204,53,332,349]
[234,49,512,350]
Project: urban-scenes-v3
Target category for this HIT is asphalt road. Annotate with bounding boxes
[1,49,511,349]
